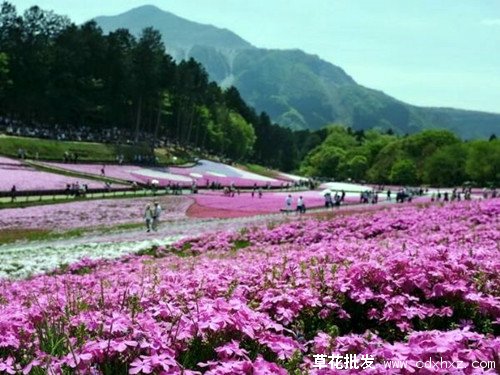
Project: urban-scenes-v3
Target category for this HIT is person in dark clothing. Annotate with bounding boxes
[10,185,16,202]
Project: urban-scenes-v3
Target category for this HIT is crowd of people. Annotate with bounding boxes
[8,180,114,201]
[324,190,346,207]
[64,182,90,197]
[1,117,146,144]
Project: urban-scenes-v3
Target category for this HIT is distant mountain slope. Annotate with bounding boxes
[95,4,254,61]
[94,5,500,138]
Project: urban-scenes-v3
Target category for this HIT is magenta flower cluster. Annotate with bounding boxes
[0,157,104,192]
[193,191,363,215]
[0,200,498,374]
[0,195,192,231]
[44,162,145,183]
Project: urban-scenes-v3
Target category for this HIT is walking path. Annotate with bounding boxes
[0,200,398,279]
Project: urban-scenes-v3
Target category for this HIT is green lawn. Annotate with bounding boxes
[0,135,172,163]
[240,163,281,179]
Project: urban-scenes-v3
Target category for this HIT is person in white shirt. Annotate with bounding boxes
[296,196,305,214]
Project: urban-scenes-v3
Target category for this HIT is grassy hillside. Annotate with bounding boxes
[0,135,172,163]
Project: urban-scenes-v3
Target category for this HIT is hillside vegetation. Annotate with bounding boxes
[300,127,500,186]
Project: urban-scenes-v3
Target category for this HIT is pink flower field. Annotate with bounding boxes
[43,162,144,182]
[0,157,105,191]
[44,163,193,186]
[1,199,498,374]
[189,190,382,218]
[0,196,193,231]
[42,160,294,188]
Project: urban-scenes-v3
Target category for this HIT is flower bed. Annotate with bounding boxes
[42,163,194,186]
[189,190,381,218]
[43,162,143,182]
[43,160,287,188]
[0,195,192,231]
[169,159,284,187]
[0,157,105,191]
[1,199,498,373]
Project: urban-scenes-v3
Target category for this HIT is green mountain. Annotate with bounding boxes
[94,5,500,139]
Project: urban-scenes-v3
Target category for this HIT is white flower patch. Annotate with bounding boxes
[206,171,227,177]
[130,169,193,182]
[0,236,181,280]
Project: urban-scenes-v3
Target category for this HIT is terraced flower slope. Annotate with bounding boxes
[0,157,104,191]
[0,199,498,374]
[0,195,192,231]
[42,160,290,187]
[170,159,284,187]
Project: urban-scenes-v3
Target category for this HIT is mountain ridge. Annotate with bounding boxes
[93,5,500,139]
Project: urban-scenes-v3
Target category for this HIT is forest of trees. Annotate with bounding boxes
[0,2,498,186]
[300,127,499,186]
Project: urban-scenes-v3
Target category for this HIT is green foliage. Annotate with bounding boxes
[423,143,467,186]
[225,111,256,160]
[346,155,368,181]
[302,145,346,178]
[465,140,500,185]
[301,126,497,186]
[0,51,11,98]
[389,159,418,185]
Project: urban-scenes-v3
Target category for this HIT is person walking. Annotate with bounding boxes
[144,204,153,232]
[285,194,293,212]
[10,185,16,202]
[297,196,306,214]
[152,201,162,232]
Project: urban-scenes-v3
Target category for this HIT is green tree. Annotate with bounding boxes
[322,125,358,149]
[422,144,467,186]
[366,140,406,183]
[102,28,136,128]
[390,159,417,185]
[465,140,500,185]
[0,52,10,98]
[132,27,166,142]
[301,145,346,178]
[225,111,256,160]
[347,155,368,181]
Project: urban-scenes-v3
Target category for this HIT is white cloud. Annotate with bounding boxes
[481,18,500,26]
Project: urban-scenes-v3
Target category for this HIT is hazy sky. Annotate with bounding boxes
[13,0,500,113]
